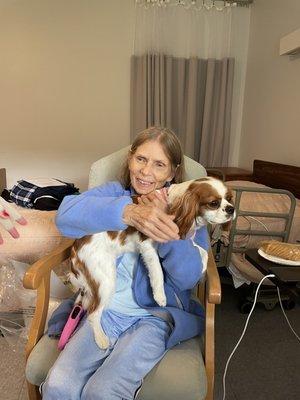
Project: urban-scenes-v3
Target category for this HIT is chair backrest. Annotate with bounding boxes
[88,146,207,188]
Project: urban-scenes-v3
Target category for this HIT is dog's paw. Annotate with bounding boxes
[153,290,167,307]
[94,331,109,349]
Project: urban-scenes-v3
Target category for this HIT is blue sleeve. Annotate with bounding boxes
[55,181,133,238]
[47,296,76,338]
[157,226,210,291]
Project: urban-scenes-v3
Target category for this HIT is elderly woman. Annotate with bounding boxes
[42,127,209,400]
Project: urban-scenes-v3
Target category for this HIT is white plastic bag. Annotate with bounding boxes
[0,260,70,352]
[0,262,35,351]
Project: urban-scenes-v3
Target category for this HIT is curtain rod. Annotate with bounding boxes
[228,0,253,6]
[136,1,254,8]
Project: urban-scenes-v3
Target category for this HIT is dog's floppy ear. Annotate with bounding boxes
[169,190,197,238]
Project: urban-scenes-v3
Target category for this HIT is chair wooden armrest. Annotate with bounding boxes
[197,249,221,400]
[23,239,74,358]
[206,249,221,305]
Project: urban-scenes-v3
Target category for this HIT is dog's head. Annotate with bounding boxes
[168,177,235,238]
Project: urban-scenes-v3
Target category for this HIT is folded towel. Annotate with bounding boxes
[47,295,76,338]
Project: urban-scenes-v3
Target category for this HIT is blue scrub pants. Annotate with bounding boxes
[41,310,170,400]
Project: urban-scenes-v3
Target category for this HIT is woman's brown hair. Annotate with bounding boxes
[119,127,185,189]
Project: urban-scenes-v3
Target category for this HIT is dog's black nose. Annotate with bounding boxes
[225,205,235,215]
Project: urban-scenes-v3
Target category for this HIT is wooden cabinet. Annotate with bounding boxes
[206,167,253,182]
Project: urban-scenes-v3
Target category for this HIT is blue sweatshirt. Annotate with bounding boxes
[51,181,209,349]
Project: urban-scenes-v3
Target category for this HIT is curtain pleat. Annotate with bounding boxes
[131,54,234,167]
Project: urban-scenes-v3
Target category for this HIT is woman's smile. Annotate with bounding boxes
[136,177,154,187]
[131,176,156,194]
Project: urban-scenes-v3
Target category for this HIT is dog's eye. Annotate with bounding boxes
[209,200,220,208]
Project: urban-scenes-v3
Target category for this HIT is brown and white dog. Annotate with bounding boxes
[69,177,235,349]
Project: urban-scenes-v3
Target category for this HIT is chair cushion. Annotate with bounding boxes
[137,337,207,400]
[26,335,207,400]
[26,335,60,386]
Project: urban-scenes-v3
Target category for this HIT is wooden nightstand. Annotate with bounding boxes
[206,167,253,181]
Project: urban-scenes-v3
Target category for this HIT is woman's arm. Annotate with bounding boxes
[56,181,179,241]
[56,181,132,238]
[157,226,210,291]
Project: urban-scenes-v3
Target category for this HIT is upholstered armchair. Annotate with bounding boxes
[23,147,221,400]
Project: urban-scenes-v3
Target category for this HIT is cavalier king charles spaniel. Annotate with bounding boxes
[68,177,235,348]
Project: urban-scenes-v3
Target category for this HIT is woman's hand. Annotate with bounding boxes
[123,192,179,243]
[137,189,168,212]
[0,198,27,244]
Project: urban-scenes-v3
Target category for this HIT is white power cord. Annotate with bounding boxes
[238,215,273,249]
[222,274,300,400]
[246,216,270,234]
[277,287,300,342]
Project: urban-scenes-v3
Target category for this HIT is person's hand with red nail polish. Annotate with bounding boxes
[0,197,27,244]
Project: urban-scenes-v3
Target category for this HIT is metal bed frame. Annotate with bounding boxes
[225,186,296,266]
[211,185,297,312]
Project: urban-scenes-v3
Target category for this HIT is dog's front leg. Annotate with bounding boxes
[139,241,166,307]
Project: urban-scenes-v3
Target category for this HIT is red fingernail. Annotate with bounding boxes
[17,217,27,225]
[0,211,10,219]
[9,228,20,238]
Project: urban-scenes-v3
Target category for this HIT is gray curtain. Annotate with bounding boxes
[131,54,234,167]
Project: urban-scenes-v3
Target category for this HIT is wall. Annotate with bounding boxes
[0,0,135,190]
[3,0,298,188]
[239,0,300,169]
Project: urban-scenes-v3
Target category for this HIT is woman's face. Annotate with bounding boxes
[128,140,174,195]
